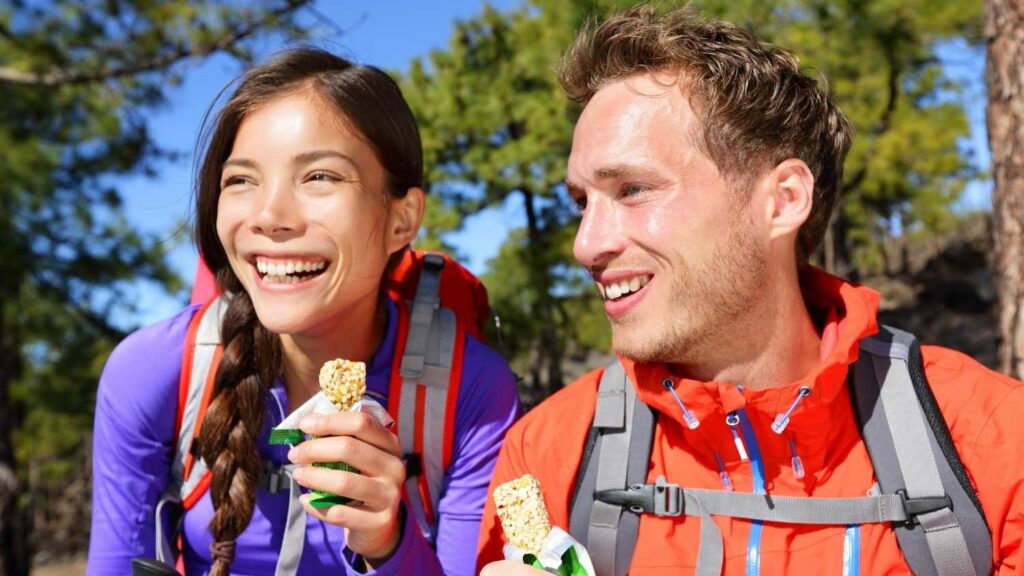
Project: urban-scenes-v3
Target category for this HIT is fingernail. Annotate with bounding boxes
[287,446,298,462]
[291,466,303,481]
[299,415,322,430]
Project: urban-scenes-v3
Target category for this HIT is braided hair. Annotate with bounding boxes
[192,48,423,573]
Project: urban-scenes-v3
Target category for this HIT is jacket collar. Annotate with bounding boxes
[622,266,880,438]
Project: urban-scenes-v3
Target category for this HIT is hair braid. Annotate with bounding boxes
[198,288,281,575]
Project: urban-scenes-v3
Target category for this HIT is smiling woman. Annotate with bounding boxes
[86,49,521,576]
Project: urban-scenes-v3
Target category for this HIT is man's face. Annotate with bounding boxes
[567,73,768,365]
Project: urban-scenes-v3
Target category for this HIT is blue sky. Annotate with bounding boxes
[118,0,525,327]
[114,1,991,329]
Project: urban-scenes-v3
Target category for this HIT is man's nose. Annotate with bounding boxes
[573,198,624,268]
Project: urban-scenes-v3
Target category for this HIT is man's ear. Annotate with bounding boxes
[765,159,814,240]
[386,187,425,254]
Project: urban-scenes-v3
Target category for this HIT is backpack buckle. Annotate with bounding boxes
[259,461,288,494]
[595,475,682,517]
[403,452,423,477]
[896,489,952,525]
[422,253,445,272]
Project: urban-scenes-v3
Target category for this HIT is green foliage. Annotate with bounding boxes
[404,0,983,395]
[697,0,983,272]
[0,0,311,487]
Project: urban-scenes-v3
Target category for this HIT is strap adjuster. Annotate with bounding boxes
[594,475,683,517]
[403,452,423,477]
[897,489,952,524]
[422,253,445,272]
[259,461,288,494]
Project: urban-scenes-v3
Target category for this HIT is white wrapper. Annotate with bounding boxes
[274,392,394,430]
[502,526,596,575]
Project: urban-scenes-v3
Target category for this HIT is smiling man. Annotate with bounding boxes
[477,5,1024,576]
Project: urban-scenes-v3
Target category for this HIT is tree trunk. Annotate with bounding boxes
[987,0,1024,379]
[519,188,563,399]
[0,316,28,576]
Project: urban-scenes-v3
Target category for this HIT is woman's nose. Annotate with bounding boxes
[251,179,303,237]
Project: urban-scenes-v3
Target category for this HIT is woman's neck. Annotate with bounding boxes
[278,295,388,411]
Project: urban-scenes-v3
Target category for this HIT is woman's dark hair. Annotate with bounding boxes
[192,48,422,574]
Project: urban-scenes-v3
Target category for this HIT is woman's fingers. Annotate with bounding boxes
[287,434,405,482]
[290,466,399,510]
[299,493,402,561]
[297,411,401,457]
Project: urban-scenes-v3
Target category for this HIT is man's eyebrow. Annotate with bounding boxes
[594,164,643,180]
[565,179,585,195]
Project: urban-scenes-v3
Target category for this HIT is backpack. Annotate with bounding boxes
[568,326,993,576]
[155,250,490,575]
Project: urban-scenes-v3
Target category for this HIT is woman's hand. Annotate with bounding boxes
[288,411,406,565]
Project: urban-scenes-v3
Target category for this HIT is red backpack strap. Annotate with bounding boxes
[388,254,465,543]
[173,296,227,510]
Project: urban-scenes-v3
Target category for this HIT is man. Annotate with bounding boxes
[478,5,1024,576]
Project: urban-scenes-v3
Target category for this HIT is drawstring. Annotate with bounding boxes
[713,450,734,491]
[725,412,749,461]
[663,378,700,429]
[788,437,805,479]
[771,386,811,434]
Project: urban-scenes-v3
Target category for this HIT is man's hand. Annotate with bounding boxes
[480,560,550,576]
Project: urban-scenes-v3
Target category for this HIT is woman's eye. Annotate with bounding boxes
[308,171,340,183]
[221,175,249,189]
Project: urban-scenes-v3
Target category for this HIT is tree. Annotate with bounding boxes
[403,0,985,402]
[0,2,314,572]
[403,0,627,400]
[985,0,1024,379]
[696,0,984,277]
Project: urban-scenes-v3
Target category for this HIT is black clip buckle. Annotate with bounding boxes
[422,252,446,272]
[594,475,683,517]
[403,452,423,477]
[897,489,952,525]
[259,461,287,494]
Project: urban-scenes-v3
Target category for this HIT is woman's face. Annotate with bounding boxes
[216,91,408,337]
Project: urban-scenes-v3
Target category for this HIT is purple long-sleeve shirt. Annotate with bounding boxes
[87,298,521,575]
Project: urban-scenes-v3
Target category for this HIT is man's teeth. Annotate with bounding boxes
[597,275,651,300]
[255,258,327,277]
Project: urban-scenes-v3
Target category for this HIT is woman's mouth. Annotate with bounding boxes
[254,257,329,285]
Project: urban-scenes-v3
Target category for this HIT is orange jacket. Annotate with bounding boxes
[478,267,1024,575]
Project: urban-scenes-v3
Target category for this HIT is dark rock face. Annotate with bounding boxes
[870,214,998,369]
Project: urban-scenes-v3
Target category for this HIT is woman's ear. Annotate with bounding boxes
[765,159,814,241]
[386,187,425,254]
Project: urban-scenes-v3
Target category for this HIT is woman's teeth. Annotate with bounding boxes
[597,275,651,300]
[255,258,327,284]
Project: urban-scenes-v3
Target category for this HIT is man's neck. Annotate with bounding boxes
[670,268,822,390]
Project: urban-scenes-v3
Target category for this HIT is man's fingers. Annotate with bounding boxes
[480,561,549,576]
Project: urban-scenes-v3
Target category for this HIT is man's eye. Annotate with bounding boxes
[622,183,649,197]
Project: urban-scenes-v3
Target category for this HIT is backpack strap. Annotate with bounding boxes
[568,360,655,576]
[390,253,463,543]
[852,326,992,576]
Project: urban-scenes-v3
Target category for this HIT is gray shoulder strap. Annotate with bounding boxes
[854,326,991,576]
[396,253,458,544]
[568,360,655,576]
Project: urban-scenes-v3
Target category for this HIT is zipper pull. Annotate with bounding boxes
[789,438,805,480]
[771,387,811,434]
[663,378,700,429]
[713,451,734,491]
[726,412,749,461]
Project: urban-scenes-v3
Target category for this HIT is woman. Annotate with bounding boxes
[87,48,520,575]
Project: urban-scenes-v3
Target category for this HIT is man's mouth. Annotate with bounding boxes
[596,274,652,301]
[254,257,329,285]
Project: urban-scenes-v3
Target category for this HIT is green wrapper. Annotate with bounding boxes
[268,431,360,508]
[524,547,589,576]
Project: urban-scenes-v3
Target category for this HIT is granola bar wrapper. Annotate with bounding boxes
[495,475,595,576]
[268,360,393,509]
